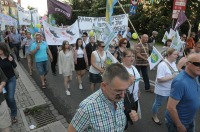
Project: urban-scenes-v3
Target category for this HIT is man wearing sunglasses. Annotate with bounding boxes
[165,53,200,132]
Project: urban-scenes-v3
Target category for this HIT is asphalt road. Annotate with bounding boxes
[19,45,200,132]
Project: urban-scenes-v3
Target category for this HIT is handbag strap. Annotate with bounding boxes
[131,67,136,94]
[96,50,105,68]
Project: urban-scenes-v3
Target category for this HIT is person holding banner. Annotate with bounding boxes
[58,41,74,96]
[85,36,97,66]
[89,41,107,92]
[135,34,153,92]
[152,48,179,125]
[30,33,53,89]
[74,38,88,90]
[82,32,89,48]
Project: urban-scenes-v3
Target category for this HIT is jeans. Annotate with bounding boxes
[36,61,48,75]
[13,43,21,59]
[152,94,168,114]
[166,121,195,132]
[136,66,150,90]
[5,76,17,117]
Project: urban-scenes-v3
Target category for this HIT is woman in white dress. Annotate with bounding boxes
[58,41,74,95]
[152,48,179,125]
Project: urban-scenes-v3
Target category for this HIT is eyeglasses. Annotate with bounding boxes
[82,36,87,37]
[189,61,200,67]
[122,42,127,44]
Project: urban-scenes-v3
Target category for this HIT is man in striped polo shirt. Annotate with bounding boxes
[135,34,153,93]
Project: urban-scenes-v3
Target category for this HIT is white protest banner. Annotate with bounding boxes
[30,9,39,26]
[170,31,182,51]
[42,20,80,45]
[0,13,17,26]
[148,46,163,70]
[78,14,128,40]
[17,5,31,25]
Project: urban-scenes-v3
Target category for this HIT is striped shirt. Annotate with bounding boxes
[71,89,126,132]
[135,43,149,66]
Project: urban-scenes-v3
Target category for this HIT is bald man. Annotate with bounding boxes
[165,53,200,132]
[135,34,153,92]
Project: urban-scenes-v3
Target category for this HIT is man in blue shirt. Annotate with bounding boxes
[31,33,53,89]
[68,63,139,132]
[165,53,200,132]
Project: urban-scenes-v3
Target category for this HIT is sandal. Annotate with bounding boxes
[42,84,46,89]
[152,117,162,125]
[12,117,18,124]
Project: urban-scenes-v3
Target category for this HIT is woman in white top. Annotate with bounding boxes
[89,41,106,92]
[122,49,141,114]
[58,41,74,95]
[74,38,88,90]
[152,48,179,125]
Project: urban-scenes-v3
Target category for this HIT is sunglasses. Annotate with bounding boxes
[122,42,127,44]
[189,61,200,67]
[82,36,87,37]
[100,45,105,48]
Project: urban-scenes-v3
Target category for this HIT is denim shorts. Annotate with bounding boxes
[36,61,48,75]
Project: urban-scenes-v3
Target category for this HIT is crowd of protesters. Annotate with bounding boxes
[0,24,200,132]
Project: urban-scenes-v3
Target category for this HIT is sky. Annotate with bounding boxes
[20,0,47,16]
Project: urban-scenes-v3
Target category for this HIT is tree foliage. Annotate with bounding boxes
[52,0,200,42]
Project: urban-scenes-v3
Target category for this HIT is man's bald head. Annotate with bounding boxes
[141,34,148,43]
[187,53,200,62]
[186,53,200,77]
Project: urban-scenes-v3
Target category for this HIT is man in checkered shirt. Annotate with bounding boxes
[68,63,138,132]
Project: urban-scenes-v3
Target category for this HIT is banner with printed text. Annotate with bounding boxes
[17,5,31,25]
[42,20,80,45]
[78,14,128,40]
[0,13,17,26]
[30,9,39,26]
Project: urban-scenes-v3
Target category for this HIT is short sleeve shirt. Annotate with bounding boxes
[30,41,48,62]
[155,60,178,96]
[71,89,126,132]
[165,71,200,125]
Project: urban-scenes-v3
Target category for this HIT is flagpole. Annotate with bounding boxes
[118,1,148,57]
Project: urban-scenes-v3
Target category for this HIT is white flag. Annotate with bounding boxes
[170,30,182,51]
[148,46,163,70]
[162,31,169,44]
[168,28,176,40]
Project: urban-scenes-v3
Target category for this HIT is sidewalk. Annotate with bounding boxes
[10,60,68,132]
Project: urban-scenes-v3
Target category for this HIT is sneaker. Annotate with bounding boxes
[66,90,71,95]
[79,84,83,90]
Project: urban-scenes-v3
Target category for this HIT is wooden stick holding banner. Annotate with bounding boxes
[118,1,148,57]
